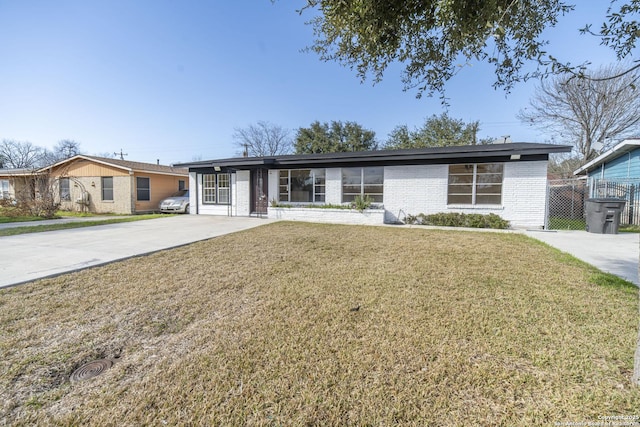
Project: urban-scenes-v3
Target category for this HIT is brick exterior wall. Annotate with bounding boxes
[383,161,548,228]
[58,176,133,214]
[191,160,549,229]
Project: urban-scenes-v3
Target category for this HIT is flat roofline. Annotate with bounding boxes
[176,143,572,170]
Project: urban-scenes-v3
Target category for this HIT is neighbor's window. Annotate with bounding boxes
[202,173,230,205]
[0,179,9,199]
[279,169,325,203]
[342,167,383,203]
[178,180,185,191]
[101,177,113,201]
[447,163,503,205]
[136,177,150,201]
[59,178,71,201]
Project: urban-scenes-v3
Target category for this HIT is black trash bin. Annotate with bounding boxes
[585,198,626,234]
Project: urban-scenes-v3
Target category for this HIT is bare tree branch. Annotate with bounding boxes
[518,64,640,161]
[232,121,293,157]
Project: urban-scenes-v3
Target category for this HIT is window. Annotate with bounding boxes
[0,179,9,199]
[202,173,230,205]
[178,180,185,191]
[59,178,71,201]
[279,169,325,203]
[448,163,503,205]
[342,167,383,203]
[217,174,230,204]
[101,177,113,201]
[136,177,150,201]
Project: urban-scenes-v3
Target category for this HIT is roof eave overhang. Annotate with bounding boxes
[573,139,640,176]
[179,145,571,171]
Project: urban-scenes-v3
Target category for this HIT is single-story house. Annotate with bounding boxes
[176,143,571,229]
[0,168,37,201]
[41,155,189,214]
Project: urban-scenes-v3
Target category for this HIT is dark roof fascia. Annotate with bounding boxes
[176,143,571,170]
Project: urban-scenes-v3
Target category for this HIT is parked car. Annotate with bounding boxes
[159,190,190,213]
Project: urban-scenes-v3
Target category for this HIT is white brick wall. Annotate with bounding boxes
[235,171,251,216]
[192,161,549,229]
[269,207,385,225]
[383,161,548,228]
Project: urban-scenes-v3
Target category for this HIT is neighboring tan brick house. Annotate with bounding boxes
[42,155,188,214]
[176,143,572,229]
[0,168,35,201]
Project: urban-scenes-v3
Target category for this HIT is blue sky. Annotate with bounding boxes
[0,1,620,165]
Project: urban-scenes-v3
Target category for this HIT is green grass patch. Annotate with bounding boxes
[547,217,587,230]
[1,222,638,425]
[0,216,52,224]
[0,214,171,236]
[620,224,640,233]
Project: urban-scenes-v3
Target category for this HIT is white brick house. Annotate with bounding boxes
[176,143,571,229]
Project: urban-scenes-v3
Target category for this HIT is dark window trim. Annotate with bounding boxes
[136,176,151,201]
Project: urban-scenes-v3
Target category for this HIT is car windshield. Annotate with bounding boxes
[171,190,188,197]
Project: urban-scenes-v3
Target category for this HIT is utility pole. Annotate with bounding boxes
[114,149,128,160]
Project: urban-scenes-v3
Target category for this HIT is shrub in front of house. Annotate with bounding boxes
[404,212,510,229]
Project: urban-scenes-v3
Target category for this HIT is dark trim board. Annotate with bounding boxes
[176,143,571,171]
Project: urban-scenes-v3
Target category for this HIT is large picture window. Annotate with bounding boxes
[202,173,231,205]
[448,163,503,205]
[136,177,150,201]
[279,169,325,203]
[342,167,383,203]
[101,177,113,201]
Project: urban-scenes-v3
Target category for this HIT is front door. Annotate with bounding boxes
[251,169,268,215]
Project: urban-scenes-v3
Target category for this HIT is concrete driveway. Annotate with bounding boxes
[0,215,273,288]
[524,229,639,286]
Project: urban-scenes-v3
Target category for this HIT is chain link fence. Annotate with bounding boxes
[546,179,588,230]
[546,178,640,230]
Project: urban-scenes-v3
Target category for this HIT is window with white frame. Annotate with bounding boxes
[342,167,383,203]
[0,179,9,199]
[279,169,325,203]
[447,163,503,205]
[202,173,230,205]
[217,173,230,204]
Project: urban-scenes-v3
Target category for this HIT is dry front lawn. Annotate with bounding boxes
[1,222,639,425]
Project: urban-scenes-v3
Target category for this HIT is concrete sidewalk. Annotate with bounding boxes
[524,229,639,285]
[0,215,273,288]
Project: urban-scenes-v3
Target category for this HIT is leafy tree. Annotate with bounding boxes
[295,120,377,153]
[385,113,492,149]
[0,139,45,169]
[299,1,639,98]
[233,121,292,157]
[517,65,640,161]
